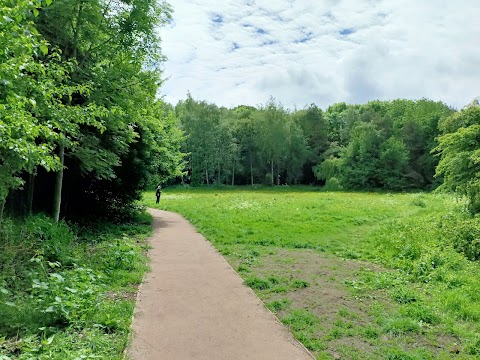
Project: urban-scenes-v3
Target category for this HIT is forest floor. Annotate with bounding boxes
[127,208,314,360]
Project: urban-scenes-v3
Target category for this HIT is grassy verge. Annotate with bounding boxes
[144,186,480,360]
[0,211,152,359]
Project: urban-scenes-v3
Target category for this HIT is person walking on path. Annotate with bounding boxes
[155,184,162,204]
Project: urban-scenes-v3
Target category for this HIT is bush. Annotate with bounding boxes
[0,215,75,291]
[324,177,342,191]
[440,216,480,261]
[28,261,103,326]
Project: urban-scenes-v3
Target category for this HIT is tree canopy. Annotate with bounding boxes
[175,96,455,192]
[1,0,184,222]
[435,100,480,214]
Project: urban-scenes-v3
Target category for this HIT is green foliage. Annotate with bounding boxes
[2,0,184,222]
[389,286,418,304]
[245,276,272,290]
[435,100,480,213]
[267,298,292,312]
[338,122,379,188]
[28,262,103,326]
[0,0,61,210]
[291,279,310,289]
[438,216,480,261]
[177,97,453,191]
[102,238,143,271]
[0,212,151,358]
[0,216,74,290]
[379,137,409,189]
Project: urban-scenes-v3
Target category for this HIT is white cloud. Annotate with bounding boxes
[159,0,480,109]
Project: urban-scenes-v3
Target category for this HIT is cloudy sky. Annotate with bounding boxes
[159,0,479,109]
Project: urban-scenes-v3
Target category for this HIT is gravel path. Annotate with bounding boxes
[127,208,314,360]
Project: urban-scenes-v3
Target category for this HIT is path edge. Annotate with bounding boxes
[123,209,156,360]
[125,208,316,360]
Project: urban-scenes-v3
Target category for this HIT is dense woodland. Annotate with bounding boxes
[175,96,451,189]
[175,96,480,212]
[1,0,184,223]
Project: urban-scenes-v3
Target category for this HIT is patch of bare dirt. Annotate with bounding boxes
[104,290,136,301]
[249,248,458,358]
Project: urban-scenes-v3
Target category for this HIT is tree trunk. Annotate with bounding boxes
[250,154,254,186]
[205,166,209,185]
[72,0,84,60]
[232,163,235,186]
[27,172,35,215]
[277,163,280,186]
[0,197,6,232]
[271,159,274,186]
[53,143,65,223]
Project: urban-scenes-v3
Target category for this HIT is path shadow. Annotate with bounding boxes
[153,218,175,230]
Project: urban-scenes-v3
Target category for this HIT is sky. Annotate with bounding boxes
[159,0,480,110]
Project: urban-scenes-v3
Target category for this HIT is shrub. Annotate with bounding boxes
[324,177,342,191]
[28,260,103,326]
[440,216,480,261]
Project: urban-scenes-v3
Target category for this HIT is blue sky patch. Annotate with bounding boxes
[262,39,278,46]
[339,28,355,36]
[211,14,223,25]
[294,31,314,43]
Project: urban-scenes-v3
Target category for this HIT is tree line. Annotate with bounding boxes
[1,0,184,224]
[175,95,480,211]
[175,95,450,189]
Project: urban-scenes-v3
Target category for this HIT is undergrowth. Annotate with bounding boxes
[0,211,152,359]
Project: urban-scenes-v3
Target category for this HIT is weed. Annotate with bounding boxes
[400,303,439,325]
[364,326,380,339]
[244,276,271,290]
[411,197,427,208]
[237,264,250,272]
[291,279,310,289]
[267,298,292,312]
[282,309,320,331]
[383,316,422,335]
[390,286,418,304]
[272,285,288,293]
[0,211,152,359]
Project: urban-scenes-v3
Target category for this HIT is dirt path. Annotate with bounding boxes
[127,209,314,360]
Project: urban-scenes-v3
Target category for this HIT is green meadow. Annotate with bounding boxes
[144,187,480,360]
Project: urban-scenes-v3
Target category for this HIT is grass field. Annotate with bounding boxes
[144,186,480,360]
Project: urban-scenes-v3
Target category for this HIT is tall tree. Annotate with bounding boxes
[256,99,289,185]
[177,95,222,184]
[435,100,480,213]
[0,0,62,226]
[294,104,329,183]
[30,0,177,220]
[234,106,259,185]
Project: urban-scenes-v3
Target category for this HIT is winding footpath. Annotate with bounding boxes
[127,208,314,360]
